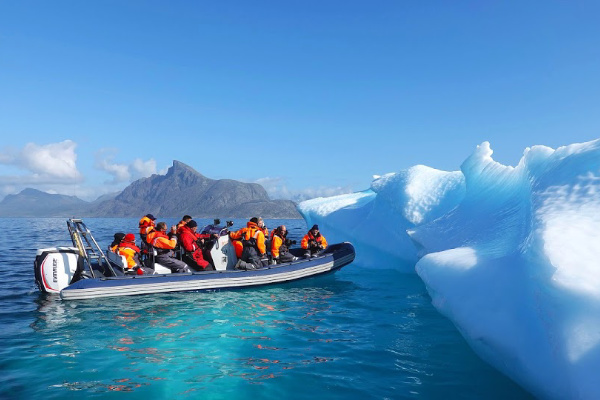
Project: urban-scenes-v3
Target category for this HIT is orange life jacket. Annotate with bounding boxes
[139,216,156,237]
[229,222,266,254]
[117,241,141,269]
[232,240,243,258]
[301,232,327,250]
[271,233,286,258]
[147,230,177,251]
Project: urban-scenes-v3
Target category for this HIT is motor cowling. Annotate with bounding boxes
[210,235,237,270]
[34,247,80,294]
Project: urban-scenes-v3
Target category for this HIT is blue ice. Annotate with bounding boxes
[298,139,600,399]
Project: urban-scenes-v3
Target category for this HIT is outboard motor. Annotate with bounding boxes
[201,219,232,235]
[209,235,238,271]
[200,219,236,270]
[34,247,80,294]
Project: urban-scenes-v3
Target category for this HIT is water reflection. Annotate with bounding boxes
[1,218,533,399]
[25,276,359,395]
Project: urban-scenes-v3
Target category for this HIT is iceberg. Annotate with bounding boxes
[298,166,465,271]
[298,139,600,399]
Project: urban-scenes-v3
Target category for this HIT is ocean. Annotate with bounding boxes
[0,218,532,399]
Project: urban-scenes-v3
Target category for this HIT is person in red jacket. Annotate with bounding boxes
[179,220,215,271]
[176,215,193,235]
[146,222,191,273]
[229,217,267,270]
[301,225,328,258]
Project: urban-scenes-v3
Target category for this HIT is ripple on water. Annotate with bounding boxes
[0,218,533,399]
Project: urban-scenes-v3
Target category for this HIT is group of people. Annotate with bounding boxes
[109,214,328,274]
[111,214,217,275]
[228,218,328,270]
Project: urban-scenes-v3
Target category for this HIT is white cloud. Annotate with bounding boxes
[131,158,158,180]
[0,141,167,202]
[0,140,86,200]
[0,140,83,183]
[22,141,82,179]
[95,149,158,183]
[254,176,353,202]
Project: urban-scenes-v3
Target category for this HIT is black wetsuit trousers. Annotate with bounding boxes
[241,247,267,269]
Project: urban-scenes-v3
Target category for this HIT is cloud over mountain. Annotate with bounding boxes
[95,148,158,183]
[255,176,353,202]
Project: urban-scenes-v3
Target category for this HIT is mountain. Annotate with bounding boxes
[0,188,90,217]
[90,191,120,205]
[90,160,301,218]
[0,162,301,218]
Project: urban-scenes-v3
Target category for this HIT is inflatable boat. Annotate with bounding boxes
[34,219,355,300]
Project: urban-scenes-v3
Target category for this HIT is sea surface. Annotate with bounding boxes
[0,218,532,399]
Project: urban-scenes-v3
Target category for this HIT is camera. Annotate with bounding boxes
[226,220,234,227]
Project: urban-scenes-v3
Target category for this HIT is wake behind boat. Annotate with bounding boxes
[34,219,355,300]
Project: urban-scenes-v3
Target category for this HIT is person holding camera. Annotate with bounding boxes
[301,224,328,258]
[179,220,216,271]
[270,225,298,264]
[147,222,191,273]
[229,217,268,270]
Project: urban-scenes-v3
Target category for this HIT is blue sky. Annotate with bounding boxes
[1,1,599,201]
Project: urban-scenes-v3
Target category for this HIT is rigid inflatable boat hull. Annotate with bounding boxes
[60,243,355,300]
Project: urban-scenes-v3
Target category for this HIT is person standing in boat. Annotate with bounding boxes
[146,222,191,273]
[229,217,267,270]
[301,225,328,258]
[179,220,215,271]
[271,225,297,264]
[138,214,156,243]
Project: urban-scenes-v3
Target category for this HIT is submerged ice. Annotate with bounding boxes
[298,139,600,399]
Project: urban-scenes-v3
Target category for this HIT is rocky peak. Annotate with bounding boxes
[168,160,204,176]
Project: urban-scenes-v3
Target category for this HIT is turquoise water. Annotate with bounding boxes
[0,218,532,399]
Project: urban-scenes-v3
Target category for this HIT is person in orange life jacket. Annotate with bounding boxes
[271,225,298,264]
[176,215,192,235]
[301,224,328,258]
[146,222,191,273]
[230,221,253,260]
[229,217,267,270]
[116,233,154,275]
[110,232,126,252]
[138,214,156,243]
[230,217,267,260]
[258,217,268,236]
[258,217,271,257]
[179,220,215,271]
